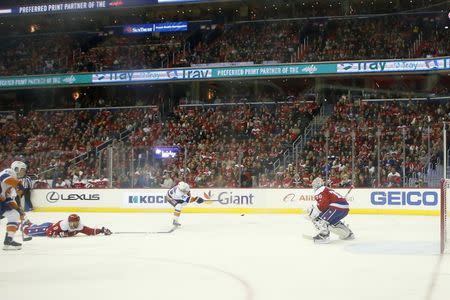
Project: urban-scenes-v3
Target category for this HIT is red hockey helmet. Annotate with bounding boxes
[68,214,80,229]
[68,214,80,222]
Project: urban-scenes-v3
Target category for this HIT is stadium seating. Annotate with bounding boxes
[0,14,447,76]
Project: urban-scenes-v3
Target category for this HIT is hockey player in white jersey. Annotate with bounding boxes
[165,181,205,227]
[0,161,28,250]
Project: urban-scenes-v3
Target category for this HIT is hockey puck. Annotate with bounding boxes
[241,214,245,216]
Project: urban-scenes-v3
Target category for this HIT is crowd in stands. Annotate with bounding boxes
[0,13,448,76]
[11,99,318,189]
[73,34,187,72]
[0,106,161,182]
[5,95,448,189]
[0,2,448,189]
[0,34,75,76]
[186,22,301,65]
[303,17,419,62]
[288,97,444,188]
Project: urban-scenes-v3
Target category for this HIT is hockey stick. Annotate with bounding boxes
[203,199,221,204]
[114,226,178,235]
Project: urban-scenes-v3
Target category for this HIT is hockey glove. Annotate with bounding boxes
[195,197,205,204]
[101,227,112,235]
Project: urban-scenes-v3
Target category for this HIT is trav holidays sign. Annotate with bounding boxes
[336,58,447,73]
[1,56,449,89]
[92,69,212,83]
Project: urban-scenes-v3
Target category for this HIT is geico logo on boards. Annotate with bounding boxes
[217,191,254,205]
[46,192,100,203]
[128,195,166,204]
[370,191,438,206]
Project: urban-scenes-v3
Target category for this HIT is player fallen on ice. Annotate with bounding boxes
[21,214,112,238]
[306,177,355,243]
[1,161,28,250]
[165,181,205,227]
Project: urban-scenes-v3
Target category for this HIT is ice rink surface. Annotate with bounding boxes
[1,212,449,300]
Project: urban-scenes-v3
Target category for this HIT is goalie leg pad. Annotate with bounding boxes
[330,221,355,240]
[313,218,330,235]
[305,204,321,220]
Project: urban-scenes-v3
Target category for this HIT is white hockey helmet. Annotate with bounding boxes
[178,181,190,193]
[311,177,324,191]
[11,161,27,178]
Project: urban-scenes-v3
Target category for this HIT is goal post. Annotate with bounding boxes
[441,123,449,254]
[440,179,448,254]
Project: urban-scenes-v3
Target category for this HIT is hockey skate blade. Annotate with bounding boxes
[302,234,332,244]
[3,245,22,250]
[340,233,355,240]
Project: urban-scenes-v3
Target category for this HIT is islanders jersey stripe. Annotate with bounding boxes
[0,173,10,182]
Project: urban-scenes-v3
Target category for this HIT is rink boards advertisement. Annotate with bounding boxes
[31,188,440,216]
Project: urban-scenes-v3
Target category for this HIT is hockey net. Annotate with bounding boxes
[440,179,450,254]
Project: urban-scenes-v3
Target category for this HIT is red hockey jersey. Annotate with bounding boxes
[46,219,101,237]
[314,186,349,212]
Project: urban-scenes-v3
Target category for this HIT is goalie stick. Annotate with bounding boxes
[343,185,354,198]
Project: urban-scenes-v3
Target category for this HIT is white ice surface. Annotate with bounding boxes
[1,213,449,300]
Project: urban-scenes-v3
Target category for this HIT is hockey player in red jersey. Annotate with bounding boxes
[21,214,112,238]
[306,177,355,243]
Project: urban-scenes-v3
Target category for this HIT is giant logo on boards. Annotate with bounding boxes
[201,190,254,205]
[370,191,438,206]
[46,191,100,203]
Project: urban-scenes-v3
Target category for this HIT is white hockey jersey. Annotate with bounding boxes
[167,186,190,203]
[0,168,20,201]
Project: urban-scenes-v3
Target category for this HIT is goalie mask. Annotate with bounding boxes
[311,177,324,192]
[68,214,80,229]
[11,161,27,178]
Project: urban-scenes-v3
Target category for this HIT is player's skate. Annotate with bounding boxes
[20,219,33,241]
[342,232,355,240]
[172,220,181,227]
[3,236,22,250]
[313,232,330,244]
